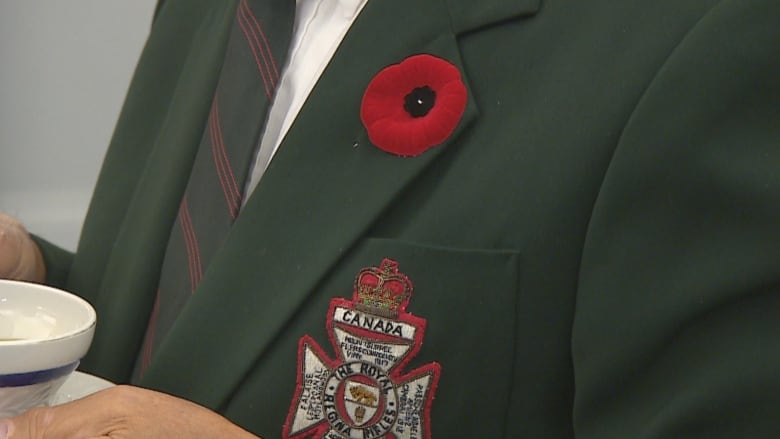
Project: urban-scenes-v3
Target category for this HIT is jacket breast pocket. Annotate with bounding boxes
[329,238,521,438]
[224,238,520,438]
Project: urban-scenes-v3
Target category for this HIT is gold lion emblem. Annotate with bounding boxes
[349,385,378,406]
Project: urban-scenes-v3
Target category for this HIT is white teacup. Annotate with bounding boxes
[0,280,96,417]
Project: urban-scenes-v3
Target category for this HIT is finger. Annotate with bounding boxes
[0,405,103,439]
[0,407,52,439]
[0,214,45,282]
[0,217,26,275]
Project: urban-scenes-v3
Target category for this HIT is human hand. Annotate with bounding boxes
[0,385,260,439]
[0,214,45,283]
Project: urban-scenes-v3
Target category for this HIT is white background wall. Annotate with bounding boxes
[0,1,157,250]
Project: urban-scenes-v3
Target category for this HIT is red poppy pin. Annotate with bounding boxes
[360,54,468,157]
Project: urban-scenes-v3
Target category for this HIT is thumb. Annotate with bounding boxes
[0,214,45,283]
[0,417,20,439]
[0,400,117,439]
[0,407,67,439]
[0,410,43,439]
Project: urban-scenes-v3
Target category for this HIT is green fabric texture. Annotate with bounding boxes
[35,0,780,437]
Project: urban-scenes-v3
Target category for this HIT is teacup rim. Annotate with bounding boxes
[0,279,97,345]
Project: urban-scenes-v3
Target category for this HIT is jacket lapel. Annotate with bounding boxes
[446,0,541,33]
[141,0,540,410]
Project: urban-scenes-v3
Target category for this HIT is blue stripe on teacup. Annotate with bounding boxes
[0,362,79,388]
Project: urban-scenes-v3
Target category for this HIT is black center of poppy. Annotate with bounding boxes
[403,86,437,118]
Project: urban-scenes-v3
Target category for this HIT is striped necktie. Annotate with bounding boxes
[133,0,295,381]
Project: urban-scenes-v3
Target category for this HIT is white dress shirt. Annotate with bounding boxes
[243,0,369,202]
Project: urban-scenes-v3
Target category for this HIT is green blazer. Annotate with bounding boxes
[34,0,780,437]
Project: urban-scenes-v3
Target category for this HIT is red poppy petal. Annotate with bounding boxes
[361,54,468,157]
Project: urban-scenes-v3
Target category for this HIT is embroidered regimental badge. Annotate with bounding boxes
[283,258,441,439]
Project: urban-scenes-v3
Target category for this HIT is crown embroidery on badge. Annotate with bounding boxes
[283,258,441,439]
[354,259,411,319]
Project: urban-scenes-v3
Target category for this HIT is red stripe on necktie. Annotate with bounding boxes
[237,2,275,98]
[240,0,281,80]
[178,198,203,292]
[240,0,280,82]
[140,291,161,378]
[209,98,242,219]
[241,0,279,83]
[177,202,197,291]
[238,7,274,99]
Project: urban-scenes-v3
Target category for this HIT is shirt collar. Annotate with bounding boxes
[296,0,366,19]
[337,0,366,10]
